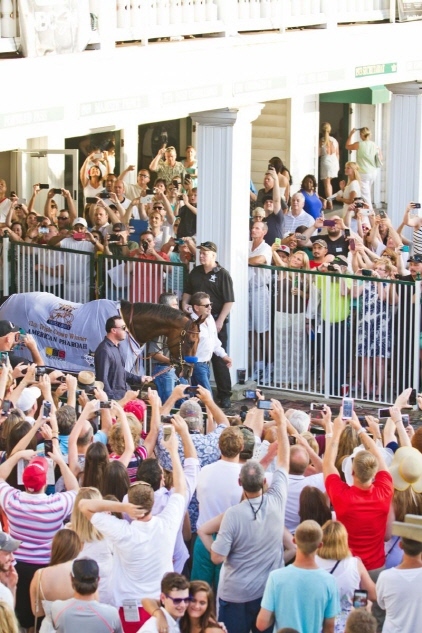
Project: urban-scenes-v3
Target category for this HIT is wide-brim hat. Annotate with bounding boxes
[390,446,422,492]
[77,370,104,392]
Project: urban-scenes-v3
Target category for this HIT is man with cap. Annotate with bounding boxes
[303,215,350,258]
[54,217,96,303]
[0,446,79,630]
[95,315,151,401]
[51,558,122,632]
[271,243,290,266]
[129,229,170,303]
[182,241,235,409]
[0,532,20,609]
[104,221,138,258]
[0,320,43,368]
[309,238,334,269]
[16,384,41,424]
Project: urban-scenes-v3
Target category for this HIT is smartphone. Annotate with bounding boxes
[43,401,51,418]
[161,415,173,424]
[378,209,387,219]
[288,436,296,445]
[0,351,8,361]
[402,414,410,426]
[56,375,67,383]
[86,197,97,204]
[52,188,62,195]
[36,366,47,379]
[361,269,372,276]
[323,220,335,227]
[411,203,421,209]
[174,238,184,245]
[274,237,281,245]
[98,192,110,199]
[44,439,53,455]
[244,390,256,399]
[73,232,85,241]
[185,386,199,396]
[1,400,13,416]
[409,389,417,406]
[349,239,356,251]
[378,407,391,418]
[38,183,49,190]
[311,403,325,411]
[342,397,354,420]
[93,152,103,160]
[257,400,273,410]
[358,416,369,427]
[353,589,368,608]
[163,424,173,441]
[344,228,350,238]
[99,401,112,408]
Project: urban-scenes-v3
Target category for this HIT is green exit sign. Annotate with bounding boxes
[355,63,397,78]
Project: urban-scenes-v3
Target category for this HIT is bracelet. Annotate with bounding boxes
[357,428,367,435]
[325,433,333,438]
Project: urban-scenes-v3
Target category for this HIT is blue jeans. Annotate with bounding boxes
[152,364,178,404]
[191,361,212,395]
[218,597,271,633]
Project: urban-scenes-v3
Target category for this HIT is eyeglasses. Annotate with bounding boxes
[200,303,212,308]
[113,325,127,331]
[164,595,192,605]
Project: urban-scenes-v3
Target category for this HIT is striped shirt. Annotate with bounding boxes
[0,482,77,564]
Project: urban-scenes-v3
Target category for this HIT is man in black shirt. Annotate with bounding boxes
[182,241,235,408]
[94,315,150,400]
[177,188,197,238]
[303,216,350,258]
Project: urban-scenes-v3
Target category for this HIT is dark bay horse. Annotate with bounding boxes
[120,300,202,377]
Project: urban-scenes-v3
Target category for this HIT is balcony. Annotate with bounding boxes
[0,0,398,56]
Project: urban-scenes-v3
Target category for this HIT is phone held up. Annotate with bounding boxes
[342,397,354,420]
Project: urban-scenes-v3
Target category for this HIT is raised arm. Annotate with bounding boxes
[142,388,161,455]
[114,402,135,467]
[345,128,359,151]
[149,147,166,172]
[268,399,289,470]
[349,411,388,471]
[162,424,186,497]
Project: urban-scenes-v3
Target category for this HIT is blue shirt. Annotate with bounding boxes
[301,189,323,220]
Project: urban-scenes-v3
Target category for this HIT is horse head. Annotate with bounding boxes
[168,314,204,379]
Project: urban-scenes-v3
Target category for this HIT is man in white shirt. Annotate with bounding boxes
[283,192,315,234]
[190,292,232,396]
[0,532,20,609]
[138,572,190,633]
[79,426,186,632]
[248,221,272,381]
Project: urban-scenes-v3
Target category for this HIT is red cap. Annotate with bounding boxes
[123,399,147,422]
[22,457,48,492]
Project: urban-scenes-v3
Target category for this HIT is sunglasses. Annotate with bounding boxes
[113,325,127,331]
[165,595,192,605]
[200,303,212,308]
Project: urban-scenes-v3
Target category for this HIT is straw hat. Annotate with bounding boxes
[390,446,422,493]
[77,370,104,392]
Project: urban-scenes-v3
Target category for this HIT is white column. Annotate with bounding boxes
[288,94,319,193]
[191,105,264,382]
[386,84,422,229]
[120,123,140,178]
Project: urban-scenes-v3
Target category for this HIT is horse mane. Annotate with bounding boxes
[120,300,187,321]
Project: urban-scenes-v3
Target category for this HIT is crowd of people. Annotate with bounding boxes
[0,315,419,632]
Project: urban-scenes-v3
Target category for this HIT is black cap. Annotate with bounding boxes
[72,558,99,582]
[0,321,19,337]
[112,222,126,232]
[408,255,422,263]
[198,241,217,253]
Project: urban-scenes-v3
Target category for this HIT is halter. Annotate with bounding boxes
[124,304,200,376]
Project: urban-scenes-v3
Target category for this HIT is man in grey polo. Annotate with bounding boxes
[209,400,290,633]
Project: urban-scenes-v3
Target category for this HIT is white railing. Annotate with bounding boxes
[249,265,421,405]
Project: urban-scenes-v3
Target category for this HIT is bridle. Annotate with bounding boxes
[124,304,200,378]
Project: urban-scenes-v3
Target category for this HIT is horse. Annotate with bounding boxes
[120,300,203,378]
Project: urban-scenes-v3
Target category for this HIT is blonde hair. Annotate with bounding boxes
[353,451,378,484]
[318,520,352,560]
[360,127,371,140]
[321,122,332,147]
[373,257,396,276]
[301,431,319,455]
[108,417,141,456]
[345,161,361,185]
[393,487,422,522]
[0,600,19,633]
[289,250,310,271]
[71,487,104,543]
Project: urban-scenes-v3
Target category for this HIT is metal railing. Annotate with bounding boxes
[249,264,421,404]
[0,1,397,55]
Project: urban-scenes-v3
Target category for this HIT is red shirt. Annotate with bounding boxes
[325,471,393,570]
[130,251,170,303]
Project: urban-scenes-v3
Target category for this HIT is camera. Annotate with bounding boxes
[163,424,173,441]
[39,184,49,190]
[108,234,121,243]
[172,179,180,187]
[355,202,364,209]
[86,197,97,204]
[36,366,47,379]
[98,192,110,199]
[52,188,62,195]
[43,400,52,418]
[161,415,173,424]
[141,240,149,251]
[327,264,336,271]
[257,400,273,410]
[99,401,112,409]
[174,238,184,245]
[239,405,248,422]
[361,269,372,277]
[244,390,256,399]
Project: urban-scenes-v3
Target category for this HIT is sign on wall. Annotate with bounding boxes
[397,1,422,21]
[18,0,91,57]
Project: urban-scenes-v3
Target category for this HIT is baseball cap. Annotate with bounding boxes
[333,255,349,266]
[312,239,328,248]
[0,320,19,337]
[22,456,48,492]
[198,241,217,253]
[72,558,99,582]
[0,532,21,552]
[253,207,265,217]
[238,425,255,461]
[179,399,203,421]
[112,222,126,232]
[276,245,290,254]
[408,255,422,263]
[123,399,147,422]
[16,386,41,412]
[72,217,88,228]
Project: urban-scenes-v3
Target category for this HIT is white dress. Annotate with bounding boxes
[320,136,339,179]
[315,555,361,633]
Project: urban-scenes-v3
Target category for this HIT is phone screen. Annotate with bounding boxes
[353,589,368,608]
[409,389,417,406]
[44,440,53,455]
[342,397,354,420]
[257,400,273,410]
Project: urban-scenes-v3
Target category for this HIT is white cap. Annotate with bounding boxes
[16,386,41,413]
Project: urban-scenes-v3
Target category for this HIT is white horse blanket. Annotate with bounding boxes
[0,292,144,374]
